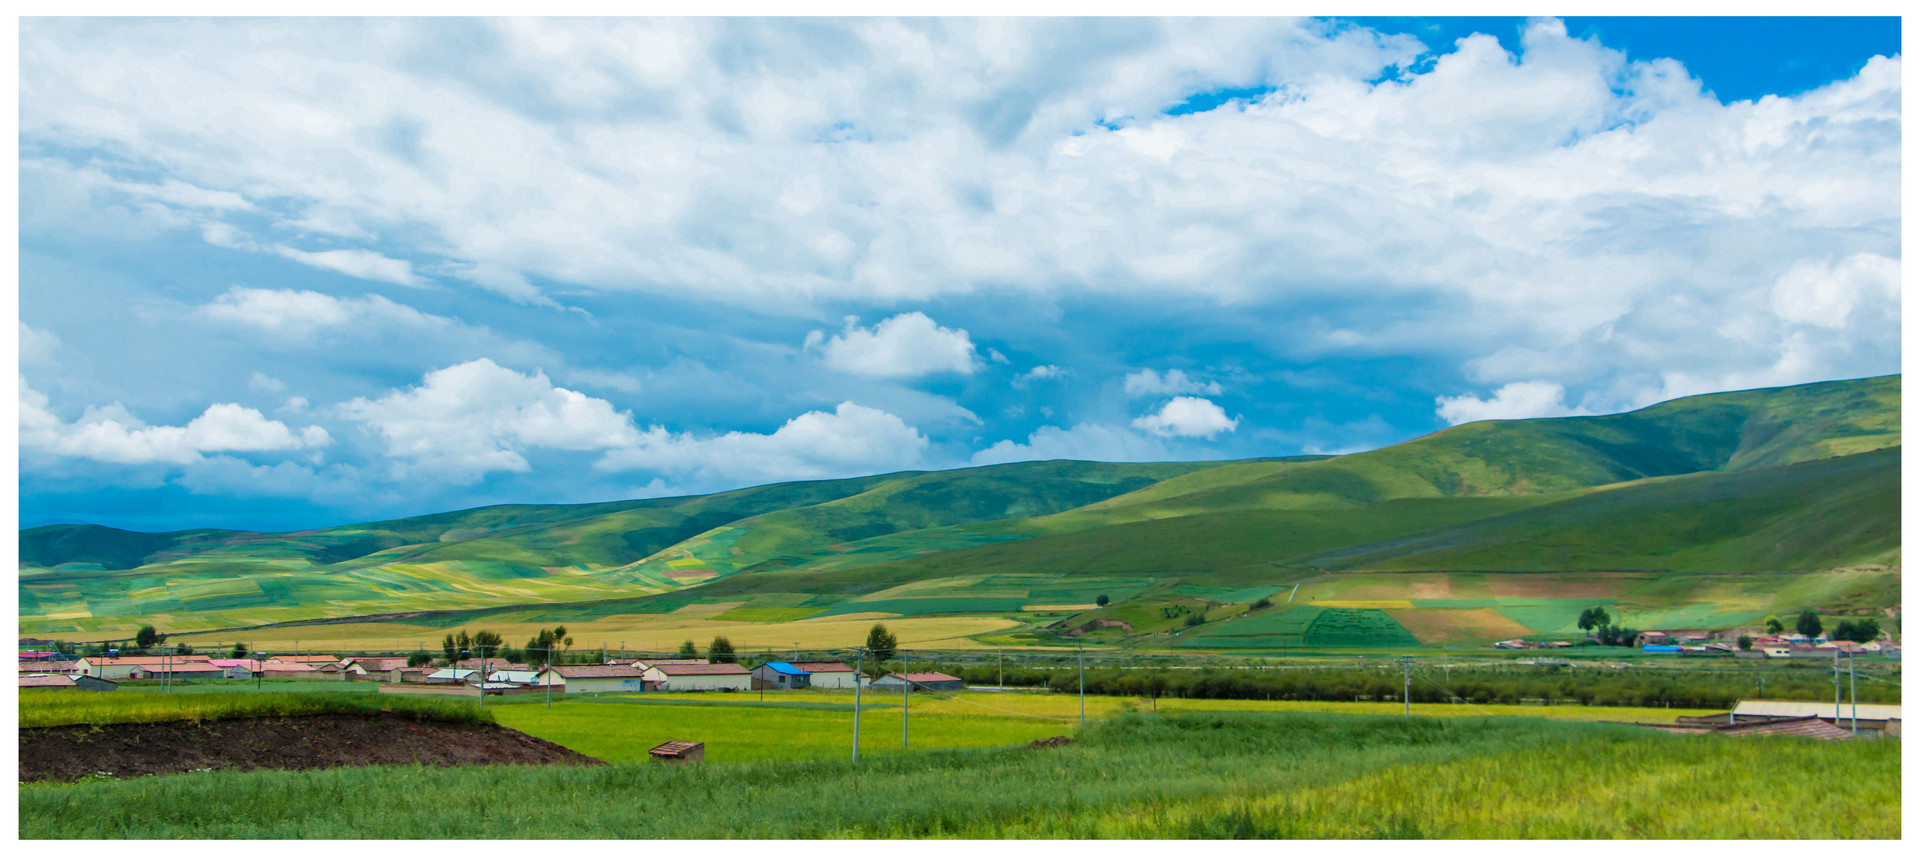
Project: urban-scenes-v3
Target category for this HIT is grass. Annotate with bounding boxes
[18,687,488,728]
[19,711,1897,838]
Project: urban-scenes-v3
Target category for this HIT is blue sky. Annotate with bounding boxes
[16,17,1902,532]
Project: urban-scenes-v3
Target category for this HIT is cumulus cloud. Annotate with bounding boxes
[1013,364,1070,388]
[809,312,980,379]
[1435,380,1593,425]
[1132,396,1241,438]
[1123,368,1222,397]
[971,422,1169,465]
[199,287,452,338]
[340,358,644,482]
[20,381,329,465]
[1769,254,1899,330]
[19,323,60,364]
[597,401,928,483]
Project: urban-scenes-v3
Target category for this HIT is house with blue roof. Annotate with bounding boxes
[750,661,811,690]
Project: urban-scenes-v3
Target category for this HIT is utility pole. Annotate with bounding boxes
[1833,655,1842,722]
[1078,644,1086,726]
[1400,657,1413,716]
[1848,651,1858,736]
[998,647,1004,689]
[902,648,910,749]
[852,647,864,763]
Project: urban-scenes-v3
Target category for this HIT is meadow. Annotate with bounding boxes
[19,710,1898,838]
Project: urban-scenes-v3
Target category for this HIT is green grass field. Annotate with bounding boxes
[19,710,1897,838]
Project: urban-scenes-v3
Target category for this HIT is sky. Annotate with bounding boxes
[14,16,1903,533]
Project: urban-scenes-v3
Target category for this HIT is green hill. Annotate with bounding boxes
[18,375,1900,645]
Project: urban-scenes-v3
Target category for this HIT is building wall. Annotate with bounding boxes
[649,671,751,691]
[806,671,860,689]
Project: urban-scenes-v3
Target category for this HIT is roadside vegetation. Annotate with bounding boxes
[19,688,491,728]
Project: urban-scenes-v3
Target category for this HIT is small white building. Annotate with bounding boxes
[77,655,214,680]
[789,661,862,689]
[640,662,752,692]
[488,669,542,685]
[535,664,654,694]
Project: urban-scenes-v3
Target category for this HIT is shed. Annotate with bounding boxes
[640,663,752,692]
[648,741,705,764]
[1715,716,1853,740]
[1730,699,1901,733]
[789,661,862,689]
[128,662,228,680]
[76,655,213,680]
[19,674,74,690]
[750,662,811,690]
[872,672,964,692]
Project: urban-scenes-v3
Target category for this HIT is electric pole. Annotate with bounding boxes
[902,647,910,748]
[1400,657,1413,716]
[1848,651,1858,736]
[852,647,864,764]
[1078,644,1086,726]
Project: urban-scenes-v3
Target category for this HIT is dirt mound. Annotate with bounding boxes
[1027,736,1073,749]
[19,711,600,783]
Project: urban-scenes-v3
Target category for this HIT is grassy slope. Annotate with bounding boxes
[18,375,1901,637]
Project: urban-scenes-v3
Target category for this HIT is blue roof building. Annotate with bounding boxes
[750,661,812,690]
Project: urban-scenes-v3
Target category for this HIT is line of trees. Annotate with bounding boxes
[925,662,1901,709]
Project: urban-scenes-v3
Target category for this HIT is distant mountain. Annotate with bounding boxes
[19,375,1900,645]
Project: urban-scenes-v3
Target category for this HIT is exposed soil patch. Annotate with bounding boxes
[1027,736,1073,749]
[20,712,600,783]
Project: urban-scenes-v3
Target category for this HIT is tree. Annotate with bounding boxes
[442,632,468,664]
[470,630,504,662]
[231,642,249,658]
[708,636,737,664]
[406,650,434,667]
[677,639,699,658]
[527,626,576,666]
[865,624,898,662]
[1183,612,1205,628]
[1251,596,1272,610]
[1577,606,1611,635]
[173,643,195,657]
[1737,635,1753,651]
[1795,610,1823,639]
[1764,615,1784,636]
[1146,672,1169,712]
[1831,618,1882,644]
[1096,594,1111,607]
[134,625,166,651]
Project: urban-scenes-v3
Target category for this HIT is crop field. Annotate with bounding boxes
[159,612,1019,652]
[20,710,1895,838]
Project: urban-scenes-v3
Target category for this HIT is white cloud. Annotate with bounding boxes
[19,323,60,364]
[1769,254,1899,330]
[597,401,928,483]
[340,358,645,482]
[199,286,452,338]
[20,381,328,465]
[1013,364,1070,388]
[1132,396,1240,438]
[1435,380,1593,425]
[812,312,980,379]
[272,246,425,288]
[971,422,1169,465]
[248,372,286,393]
[1123,368,1221,397]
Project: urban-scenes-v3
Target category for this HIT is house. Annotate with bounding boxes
[1637,632,1671,645]
[488,669,542,685]
[22,660,81,675]
[206,659,259,678]
[127,662,228,680]
[1492,639,1531,649]
[639,663,752,692]
[20,674,74,689]
[750,662,811,690]
[75,655,213,680]
[343,657,411,679]
[1640,645,1681,654]
[872,672,964,692]
[632,658,709,671]
[427,668,482,683]
[535,664,655,694]
[789,661,861,689]
[268,654,340,667]
[260,662,321,679]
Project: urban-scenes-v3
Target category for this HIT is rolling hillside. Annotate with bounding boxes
[19,375,1901,647]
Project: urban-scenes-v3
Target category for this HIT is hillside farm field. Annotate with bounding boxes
[20,696,1897,838]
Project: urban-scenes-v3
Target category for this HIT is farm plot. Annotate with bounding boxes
[1302,609,1422,648]
[1178,605,1324,648]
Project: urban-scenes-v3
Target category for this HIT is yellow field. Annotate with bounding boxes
[162,613,1020,653]
[902,692,1724,723]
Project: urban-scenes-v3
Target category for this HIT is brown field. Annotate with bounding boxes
[1388,608,1533,646]
[162,613,1018,653]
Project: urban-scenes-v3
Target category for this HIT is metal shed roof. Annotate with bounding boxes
[758,662,808,676]
[1732,700,1901,721]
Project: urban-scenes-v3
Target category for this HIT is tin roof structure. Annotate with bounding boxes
[1732,700,1901,721]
